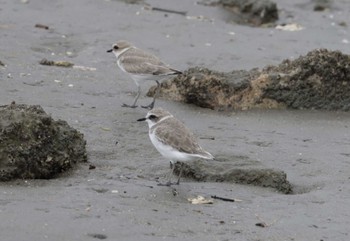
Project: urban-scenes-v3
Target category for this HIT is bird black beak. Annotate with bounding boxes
[137,117,146,122]
[107,49,113,53]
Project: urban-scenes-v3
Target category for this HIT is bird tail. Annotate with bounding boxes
[169,68,182,75]
[201,151,214,160]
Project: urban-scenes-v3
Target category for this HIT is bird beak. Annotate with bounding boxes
[107,49,113,53]
[137,117,146,122]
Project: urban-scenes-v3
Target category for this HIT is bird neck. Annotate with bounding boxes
[149,115,173,130]
[157,115,173,124]
[116,47,132,59]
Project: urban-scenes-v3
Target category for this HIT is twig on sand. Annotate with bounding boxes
[199,136,215,140]
[211,195,239,202]
[35,24,49,30]
[150,7,187,16]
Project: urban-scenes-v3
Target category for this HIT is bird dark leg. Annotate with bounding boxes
[122,85,140,108]
[157,160,179,186]
[141,80,160,109]
[176,162,184,185]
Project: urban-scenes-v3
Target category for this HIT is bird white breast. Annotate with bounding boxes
[116,58,127,74]
[115,48,131,72]
[149,131,195,162]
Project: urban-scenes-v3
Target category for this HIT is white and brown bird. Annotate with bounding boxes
[138,108,214,185]
[107,41,182,109]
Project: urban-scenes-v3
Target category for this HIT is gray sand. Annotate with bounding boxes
[1,0,350,240]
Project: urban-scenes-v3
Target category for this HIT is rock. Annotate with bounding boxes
[148,67,263,110]
[148,49,350,111]
[295,0,333,12]
[218,0,278,26]
[173,160,293,194]
[262,49,350,111]
[0,103,87,181]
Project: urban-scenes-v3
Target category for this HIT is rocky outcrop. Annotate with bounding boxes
[218,0,279,26]
[173,160,293,194]
[0,103,87,181]
[148,49,350,111]
[262,49,350,110]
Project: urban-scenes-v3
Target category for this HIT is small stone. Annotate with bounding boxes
[87,233,107,240]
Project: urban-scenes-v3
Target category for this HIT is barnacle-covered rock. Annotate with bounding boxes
[0,103,87,181]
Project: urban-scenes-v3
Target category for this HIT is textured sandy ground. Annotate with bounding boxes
[1,0,350,240]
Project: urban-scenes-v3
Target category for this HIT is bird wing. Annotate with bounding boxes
[119,48,181,75]
[153,118,207,156]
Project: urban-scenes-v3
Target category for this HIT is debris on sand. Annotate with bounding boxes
[218,0,279,26]
[39,58,74,68]
[188,195,214,204]
[275,23,304,31]
[0,103,87,181]
[0,60,4,66]
[39,58,96,71]
[148,49,350,111]
[35,24,49,30]
[173,160,293,194]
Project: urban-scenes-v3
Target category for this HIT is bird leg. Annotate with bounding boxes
[176,162,184,185]
[122,103,138,108]
[122,85,141,108]
[157,160,179,186]
[141,80,160,109]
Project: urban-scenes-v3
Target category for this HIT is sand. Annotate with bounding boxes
[1,0,350,240]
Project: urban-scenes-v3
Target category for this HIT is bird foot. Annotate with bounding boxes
[157,181,179,186]
[122,103,138,108]
[141,102,155,110]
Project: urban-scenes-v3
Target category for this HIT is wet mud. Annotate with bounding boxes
[1,0,350,240]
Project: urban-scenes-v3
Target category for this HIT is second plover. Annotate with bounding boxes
[137,108,214,185]
[107,40,182,109]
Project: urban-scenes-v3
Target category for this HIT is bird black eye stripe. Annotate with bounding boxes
[148,115,157,120]
[113,45,119,50]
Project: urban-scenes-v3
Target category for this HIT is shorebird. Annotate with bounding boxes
[137,108,214,185]
[107,41,182,109]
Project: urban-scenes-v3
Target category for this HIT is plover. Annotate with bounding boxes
[107,41,182,109]
[137,108,214,185]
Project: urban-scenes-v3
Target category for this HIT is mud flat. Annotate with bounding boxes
[0,0,350,240]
